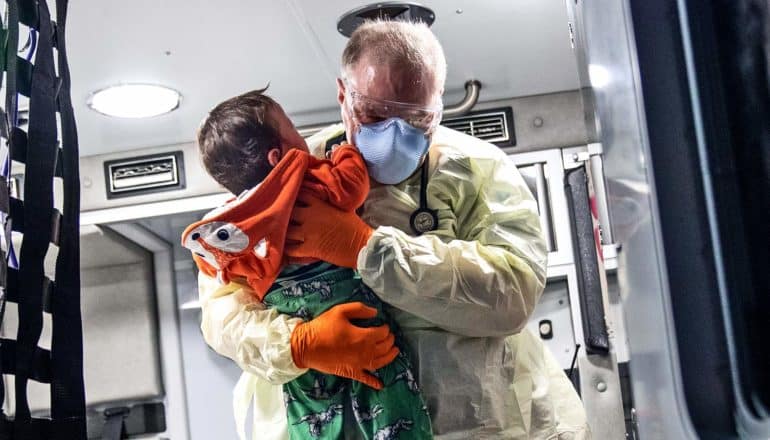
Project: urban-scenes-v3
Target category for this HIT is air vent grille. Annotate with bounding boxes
[104,151,185,199]
[441,108,515,146]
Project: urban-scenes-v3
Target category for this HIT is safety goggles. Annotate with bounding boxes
[344,82,443,134]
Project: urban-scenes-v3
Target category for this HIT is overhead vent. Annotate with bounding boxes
[104,151,185,199]
[441,107,516,147]
[337,2,435,37]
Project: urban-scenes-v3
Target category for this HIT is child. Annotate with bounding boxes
[181,88,432,439]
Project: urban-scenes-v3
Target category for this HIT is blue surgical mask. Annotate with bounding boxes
[353,117,430,184]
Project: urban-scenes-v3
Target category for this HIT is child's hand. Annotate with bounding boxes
[325,143,342,158]
[325,142,358,159]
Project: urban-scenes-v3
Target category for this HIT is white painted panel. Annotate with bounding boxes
[67,1,580,156]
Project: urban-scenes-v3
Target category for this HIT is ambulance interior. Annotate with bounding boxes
[3,1,768,439]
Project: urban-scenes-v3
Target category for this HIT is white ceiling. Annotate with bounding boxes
[66,0,580,156]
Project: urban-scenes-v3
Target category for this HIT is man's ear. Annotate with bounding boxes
[267,148,282,167]
[336,78,345,105]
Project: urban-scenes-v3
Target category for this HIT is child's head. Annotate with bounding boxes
[197,87,308,195]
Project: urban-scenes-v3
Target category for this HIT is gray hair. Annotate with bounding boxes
[341,19,447,97]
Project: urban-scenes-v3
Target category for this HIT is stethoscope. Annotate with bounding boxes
[408,156,438,235]
[325,134,438,235]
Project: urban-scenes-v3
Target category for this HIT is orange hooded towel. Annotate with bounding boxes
[181,145,369,300]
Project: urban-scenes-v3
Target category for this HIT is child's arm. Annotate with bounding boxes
[302,144,369,211]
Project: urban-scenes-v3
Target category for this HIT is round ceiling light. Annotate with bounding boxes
[87,83,181,118]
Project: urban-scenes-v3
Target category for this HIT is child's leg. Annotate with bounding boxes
[284,370,347,439]
[350,351,432,440]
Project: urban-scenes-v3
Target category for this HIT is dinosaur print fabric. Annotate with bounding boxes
[263,262,433,439]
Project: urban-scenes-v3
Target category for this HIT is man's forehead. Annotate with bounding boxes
[347,60,435,105]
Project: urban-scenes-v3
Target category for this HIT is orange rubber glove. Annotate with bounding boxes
[285,193,374,269]
[290,302,399,390]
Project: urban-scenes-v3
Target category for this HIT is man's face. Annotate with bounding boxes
[337,57,438,141]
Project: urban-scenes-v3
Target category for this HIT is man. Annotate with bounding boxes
[199,20,589,439]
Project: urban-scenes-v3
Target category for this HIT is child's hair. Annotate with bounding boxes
[197,87,282,195]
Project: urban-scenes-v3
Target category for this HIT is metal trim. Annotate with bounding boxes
[81,193,230,226]
[506,148,573,267]
[568,0,701,436]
